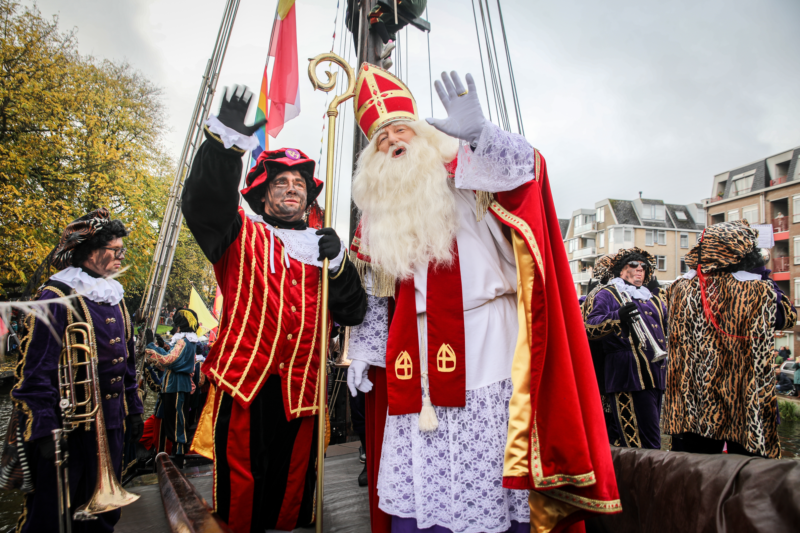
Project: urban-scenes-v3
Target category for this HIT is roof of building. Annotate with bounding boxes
[608,199,641,226]
[558,218,570,239]
[665,204,700,230]
[716,146,800,200]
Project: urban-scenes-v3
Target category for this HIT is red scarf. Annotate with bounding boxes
[385,242,467,415]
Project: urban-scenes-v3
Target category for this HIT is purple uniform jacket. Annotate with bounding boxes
[585,287,668,393]
[12,288,143,442]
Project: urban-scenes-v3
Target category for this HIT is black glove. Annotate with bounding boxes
[37,437,55,461]
[144,328,154,345]
[217,85,267,136]
[316,227,342,261]
[127,414,144,444]
[155,334,167,349]
[618,302,639,326]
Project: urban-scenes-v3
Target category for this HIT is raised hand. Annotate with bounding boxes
[426,71,486,146]
[217,85,267,136]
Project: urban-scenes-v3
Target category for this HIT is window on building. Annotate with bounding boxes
[641,204,666,220]
[657,231,666,245]
[675,211,687,220]
[732,172,754,196]
[793,195,800,224]
[680,233,689,248]
[624,228,633,241]
[645,230,654,246]
[569,239,578,252]
[742,205,758,224]
[596,207,605,223]
[728,210,740,222]
[680,258,689,275]
[598,231,605,248]
[570,261,580,274]
[795,278,800,307]
[794,237,800,265]
[656,256,667,271]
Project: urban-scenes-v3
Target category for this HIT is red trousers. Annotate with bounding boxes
[366,366,392,533]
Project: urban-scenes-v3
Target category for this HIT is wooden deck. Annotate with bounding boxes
[117,443,370,533]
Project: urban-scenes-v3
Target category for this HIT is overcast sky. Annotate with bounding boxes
[38,0,800,234]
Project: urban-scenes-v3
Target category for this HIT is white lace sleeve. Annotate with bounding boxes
[454,121,535,193]
[348,294,388,368]
[205,115,259,151]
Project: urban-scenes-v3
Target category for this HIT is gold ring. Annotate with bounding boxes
[457,90,469,97]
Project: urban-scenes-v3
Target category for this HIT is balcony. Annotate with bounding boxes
[574,222,597,236]
[773,257,789,273]
[770,176,787,187]
[773,217,789,233]
[573,246,597,259]
[572,271,592,283]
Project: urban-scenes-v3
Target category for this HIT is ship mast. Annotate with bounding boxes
[137,0,241,334]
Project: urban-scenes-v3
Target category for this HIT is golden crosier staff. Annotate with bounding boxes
[307,51,356,533]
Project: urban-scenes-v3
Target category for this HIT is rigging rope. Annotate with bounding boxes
[469,0,493,123]
[495,0,524,135]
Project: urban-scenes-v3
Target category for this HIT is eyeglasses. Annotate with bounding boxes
[626,261,646,269]
[102,246,127,259]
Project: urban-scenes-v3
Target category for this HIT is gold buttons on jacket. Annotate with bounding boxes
[279,363,285,369]
[291,306,297,312]
[105,394,111,400]
[292,279,298,286]
[287,334,293,340]
[116,337,121,343]
[112,393,119,398]
[105,317,116,324]
[110,339,116,345]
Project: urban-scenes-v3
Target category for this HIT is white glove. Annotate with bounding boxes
[426,71,486,146]
[347,359,373,397]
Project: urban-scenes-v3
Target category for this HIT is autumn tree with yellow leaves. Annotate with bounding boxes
[0,2,220,310]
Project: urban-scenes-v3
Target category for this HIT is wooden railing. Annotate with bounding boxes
[773,256,790,272]
[773,217,789,233]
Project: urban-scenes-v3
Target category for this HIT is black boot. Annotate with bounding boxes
[358,465,368,487]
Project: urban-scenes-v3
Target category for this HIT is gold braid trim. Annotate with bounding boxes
[329,251,348,280]
[203,125,246,153]
[350,252,396,297]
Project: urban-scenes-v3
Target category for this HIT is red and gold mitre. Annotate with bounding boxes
[354,63,418,140]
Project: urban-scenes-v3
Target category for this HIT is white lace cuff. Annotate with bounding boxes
[205,115,259,151]
[348,294,389,368]
[455,121,535,193]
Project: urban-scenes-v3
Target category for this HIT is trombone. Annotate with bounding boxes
[54,322,139,533]
[617,291,668,363]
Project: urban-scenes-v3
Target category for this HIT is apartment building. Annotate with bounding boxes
[704,145,800,352]
[562,198,705,295]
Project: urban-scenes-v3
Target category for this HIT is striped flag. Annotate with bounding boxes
[252,0,300,163]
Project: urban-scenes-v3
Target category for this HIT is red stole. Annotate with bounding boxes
[385,242,467,415]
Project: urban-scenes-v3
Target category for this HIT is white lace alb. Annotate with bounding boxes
[246,215,344,273]
[378,378,530,533]
[347,295,389,368]
[50,267,125,306]
[205,115,260,151]
[455,121,535,194]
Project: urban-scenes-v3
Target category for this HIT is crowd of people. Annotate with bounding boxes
[582,224,797,458]
[4,60,799,533]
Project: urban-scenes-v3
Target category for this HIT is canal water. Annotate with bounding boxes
[0,383,796,531]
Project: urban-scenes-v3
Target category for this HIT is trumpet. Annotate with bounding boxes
[54,322,139,533]
[617,291,668,363]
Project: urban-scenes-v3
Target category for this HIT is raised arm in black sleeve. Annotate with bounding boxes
[181,130,246,264]
[328,259,367,326]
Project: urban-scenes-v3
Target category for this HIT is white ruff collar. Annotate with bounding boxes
[246,215,344,271]
[610,277,652,301]
[50,267,125,306]
[683,269,761,282]
[171,332,199,343]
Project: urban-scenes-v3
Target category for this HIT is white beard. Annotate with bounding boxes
[352,120,460,280]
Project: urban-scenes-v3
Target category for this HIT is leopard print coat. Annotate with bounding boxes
[664,273,796,458]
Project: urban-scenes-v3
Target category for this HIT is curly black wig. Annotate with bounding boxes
[70,220,130,267]
[716,248,765,273]
[610,251,653,280]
